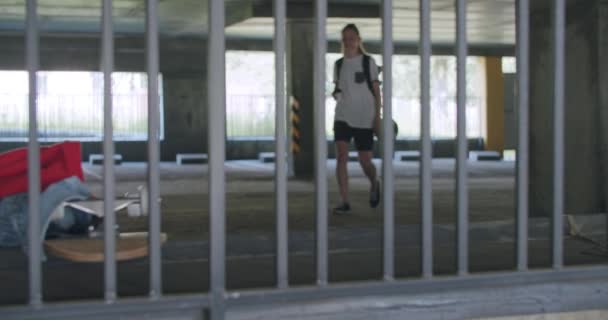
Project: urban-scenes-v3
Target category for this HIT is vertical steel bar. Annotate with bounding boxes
[381,0,395,281]
[314,0,328,286]
[516,0,530,272]
[274,0,288,289]
[101,0,117,302]
[455,0,469,276]
[552,0,565,269]
[146,0,162,298]
[420,0,433,279]
[208,0,226,318]
[26,0,42,307]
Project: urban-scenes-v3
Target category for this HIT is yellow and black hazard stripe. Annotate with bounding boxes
[291,97,301,154]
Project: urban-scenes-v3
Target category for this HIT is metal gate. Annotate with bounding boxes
[3,0,608,319]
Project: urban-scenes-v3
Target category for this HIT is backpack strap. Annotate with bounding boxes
[362,54,375,97]
[335,58,344,83]
[333,58,344,96]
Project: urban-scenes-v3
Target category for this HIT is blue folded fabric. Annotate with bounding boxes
[0,176,91,257]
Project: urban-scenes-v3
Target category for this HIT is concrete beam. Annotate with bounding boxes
[252,1,379,19]
[0,34,208,74]
[226,37,514,57]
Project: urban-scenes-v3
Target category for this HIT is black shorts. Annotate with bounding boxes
[333,121,374,151]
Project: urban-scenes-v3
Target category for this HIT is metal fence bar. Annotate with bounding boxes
[208,0,227,317]
[516,0,530,271]
[455,0,469,276]
[274,0,288,289]
[101,0,117,302]
[552,0,565,269]
[146,0,162,298]
[420,0,433,279]
[381,0,395,281]
[26,0,42,307]
[314,0,328,286]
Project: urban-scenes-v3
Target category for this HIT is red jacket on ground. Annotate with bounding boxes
[0,141,84,198]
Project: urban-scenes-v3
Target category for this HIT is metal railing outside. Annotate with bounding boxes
[225,94,484,138]
[226,94,275,137]
[3,0,608,320]
[0,93,158,141]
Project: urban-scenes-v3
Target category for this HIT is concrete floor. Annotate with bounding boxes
[1,159,606,306]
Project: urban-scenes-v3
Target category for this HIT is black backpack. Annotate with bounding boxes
[333,54,375,97]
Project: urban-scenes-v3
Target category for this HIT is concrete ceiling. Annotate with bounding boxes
[0,0,515,45]
[230,0,515,45]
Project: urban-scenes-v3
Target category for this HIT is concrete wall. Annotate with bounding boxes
[503,73,517,150]
[599,0,608,207]
[529,0,606,216]
[485,57,505,153]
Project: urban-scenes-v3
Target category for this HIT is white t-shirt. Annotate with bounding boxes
[333,54,379,129]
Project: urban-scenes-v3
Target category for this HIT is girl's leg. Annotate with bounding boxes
[335,140,350,204]
[357,150,377,186]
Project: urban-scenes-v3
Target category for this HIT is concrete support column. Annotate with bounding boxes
[287,19,315,178]
[484,57,505,153]
[598,0,608,205]
[162,74,208,161]
[530,0,603,216]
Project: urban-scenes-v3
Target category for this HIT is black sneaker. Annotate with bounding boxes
[333,203,351,215]
[369,180,380,208]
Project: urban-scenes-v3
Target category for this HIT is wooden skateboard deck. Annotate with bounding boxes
[44,232,167,262]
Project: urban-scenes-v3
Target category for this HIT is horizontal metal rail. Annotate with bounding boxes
[5,266,608,319]
[2,294,211,320]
